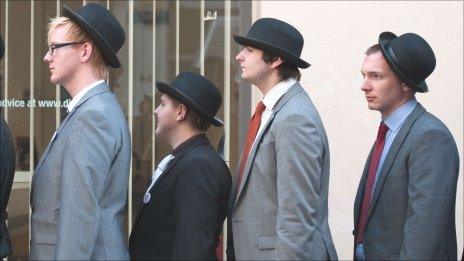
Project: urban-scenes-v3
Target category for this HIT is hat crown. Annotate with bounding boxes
[233,17,310,68]
[63,3,125,67]
[247,18,304,57]
[388,33,436,84]
[379,32,435,92]
[77,4,125,52]
[171,72,222,117]
[156,72,223,126]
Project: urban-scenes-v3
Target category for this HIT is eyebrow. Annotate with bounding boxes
[362,70,383,75]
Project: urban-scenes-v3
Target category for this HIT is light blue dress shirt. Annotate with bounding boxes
[356,98,417,260]
[373,98,417,190]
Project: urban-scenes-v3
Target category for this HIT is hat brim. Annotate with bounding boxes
[156,81,224,127]
[63,5,121,68]
[379,32,428,93]
[234,35,310,69]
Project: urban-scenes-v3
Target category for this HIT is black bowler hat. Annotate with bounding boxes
[63,3,125,68]
[0,35,4,60]
[379,32,436,93]
[156,72,223,127]
[234,18,310,68]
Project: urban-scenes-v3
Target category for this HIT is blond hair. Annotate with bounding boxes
[48,17,109,79]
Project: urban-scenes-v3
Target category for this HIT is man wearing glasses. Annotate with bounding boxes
[30,3,131,260]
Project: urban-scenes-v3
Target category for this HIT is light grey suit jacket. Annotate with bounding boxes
[30,82,131,260]
[230,83,338,260]
[353,103,459,260]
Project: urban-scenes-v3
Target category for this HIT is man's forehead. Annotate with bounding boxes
[160,93,173,102]
[49,25,69,42]
[362,52,390,72]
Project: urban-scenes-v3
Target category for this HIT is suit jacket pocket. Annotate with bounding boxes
[258,235,276,250]
[32,233,57,245]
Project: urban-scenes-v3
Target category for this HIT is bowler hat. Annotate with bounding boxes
[156,72,223,127]
[234,18,310,68]
[379,32,436,93]
[63,3,125,68]
[0,35,4,60]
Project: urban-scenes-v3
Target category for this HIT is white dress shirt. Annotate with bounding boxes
[50,80,105,142]
[143,154,175,204]
[252,78,296,146]
[67,79,105,113]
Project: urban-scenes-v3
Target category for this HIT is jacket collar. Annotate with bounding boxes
[354,103,425,227]
[232,82,304,210]
[171,133,209,158]
[132,133,211,229]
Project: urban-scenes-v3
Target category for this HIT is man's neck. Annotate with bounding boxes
[381,96,414,119]
[254,73,282,97]
[169,127,203,150]
[64,70,101,98]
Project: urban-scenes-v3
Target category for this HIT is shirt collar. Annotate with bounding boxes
[383,98,417,133]
[171,133,209,157]
[262,79,297,111]
[67,80,105,112]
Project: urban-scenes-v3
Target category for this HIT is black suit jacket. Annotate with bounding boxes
[0,116,15,258]
[129,134,231,260]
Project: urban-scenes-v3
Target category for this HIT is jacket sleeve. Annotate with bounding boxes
[399,127,459,259]
[171,156,226,260]
[274,112,324,260]
[0,117,15,258]
[54,109,117,260]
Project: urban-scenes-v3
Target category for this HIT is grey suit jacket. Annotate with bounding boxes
[30,82,131,260]
[230,83,338,260]
[0,116,15,258]
[353,103,459,260]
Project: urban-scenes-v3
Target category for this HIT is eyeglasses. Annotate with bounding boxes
[48,41,85,55]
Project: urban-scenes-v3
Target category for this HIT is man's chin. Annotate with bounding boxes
[49,76,61,86]
[367,103,379,111]
[154,128,163,138]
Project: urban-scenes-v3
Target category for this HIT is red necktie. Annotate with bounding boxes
[356,122,388,244]
[236,101,266,191]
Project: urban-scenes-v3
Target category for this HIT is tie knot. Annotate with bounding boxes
[377,122,388,138]
[255,101,266,115]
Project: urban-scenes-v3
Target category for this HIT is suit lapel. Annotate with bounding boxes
[366,103,426,219]
[132,135,209,230]
[233,83,304,209]
[353,146,374,226]
[131,158,178,228]
[32,83,110,185]
[150,159,177,193]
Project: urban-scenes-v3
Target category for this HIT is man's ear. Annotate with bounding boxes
[81,42,93,63]
[176,103,187,122]
[401,82,410,91]
[270,56,283,69]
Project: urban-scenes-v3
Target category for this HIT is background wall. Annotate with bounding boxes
[253,1,463,259]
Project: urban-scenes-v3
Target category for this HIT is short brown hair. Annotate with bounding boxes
[262,52,301,81]
[48,17,109,79]
[170,98,211,132]
[365,44,381,55]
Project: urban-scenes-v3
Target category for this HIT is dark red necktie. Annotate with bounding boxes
[356,122,388,244]
[236,101,266,192]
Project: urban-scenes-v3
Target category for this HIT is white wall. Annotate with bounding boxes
[254,1,463,259]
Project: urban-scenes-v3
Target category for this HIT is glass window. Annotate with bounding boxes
[1,1,251,257]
